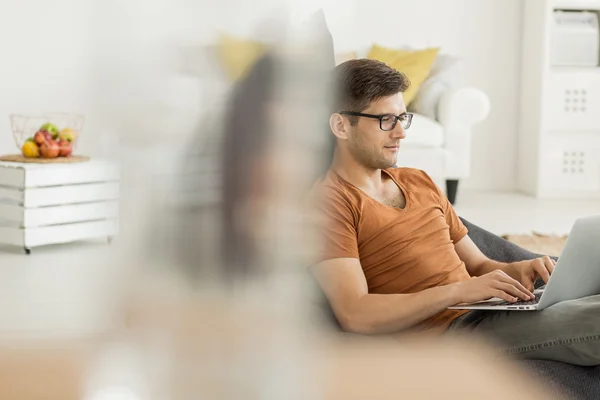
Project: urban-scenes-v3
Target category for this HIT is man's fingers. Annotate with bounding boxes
[495,282,532,301]
[492,289,517,303]
[520,275,535,293]
[543,256,555,275]
[497,273,534,298]
[534,258,552,283]
[525,282,535,294]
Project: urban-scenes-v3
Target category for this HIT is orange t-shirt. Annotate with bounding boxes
[313,168,470,332]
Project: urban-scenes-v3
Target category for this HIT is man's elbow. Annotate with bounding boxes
[336,312,376,335]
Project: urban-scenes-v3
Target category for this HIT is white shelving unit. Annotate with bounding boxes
[518,0,600,198]
[0,159,119,253]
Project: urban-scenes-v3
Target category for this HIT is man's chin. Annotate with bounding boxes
[385,157,398,168]
[376,160,398,170]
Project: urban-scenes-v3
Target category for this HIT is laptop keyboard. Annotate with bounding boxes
[497,292,542,307]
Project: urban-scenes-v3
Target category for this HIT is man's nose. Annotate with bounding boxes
[391,123,407,139]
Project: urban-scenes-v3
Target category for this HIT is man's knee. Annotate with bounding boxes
[547,295,600,333]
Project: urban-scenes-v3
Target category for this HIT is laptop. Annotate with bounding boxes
[448,215,600,311]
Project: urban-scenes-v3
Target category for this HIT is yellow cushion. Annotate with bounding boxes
[367,45,440,106]
[217,34,266,81]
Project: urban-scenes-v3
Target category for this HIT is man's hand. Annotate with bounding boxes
[452,270,535,305]
[508,256,556,292]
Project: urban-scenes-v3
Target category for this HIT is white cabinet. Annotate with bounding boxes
[0,159,119,253]
[518,0,600,198]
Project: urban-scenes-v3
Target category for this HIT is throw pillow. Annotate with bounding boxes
[367,45,440,106]
[409,54,462,120]
[217,34,266,82]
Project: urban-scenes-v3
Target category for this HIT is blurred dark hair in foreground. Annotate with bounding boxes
[153,11,336,286]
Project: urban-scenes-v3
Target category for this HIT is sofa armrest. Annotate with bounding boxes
[438,87,490,127]
[437,87,490,180]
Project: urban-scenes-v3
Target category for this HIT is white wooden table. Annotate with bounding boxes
[0,159,119,254]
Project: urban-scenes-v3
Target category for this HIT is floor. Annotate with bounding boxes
[0,238,127,340]
[0,179,152,341]
[454,191,600,236]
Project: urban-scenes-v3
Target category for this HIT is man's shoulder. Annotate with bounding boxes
[310,171,346,199]
[308,170,358,209]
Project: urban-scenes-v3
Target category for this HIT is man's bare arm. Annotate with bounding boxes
[454,235,555,291]
[310,257,533,335]
[453,235,516,277]
[310,258,461,335]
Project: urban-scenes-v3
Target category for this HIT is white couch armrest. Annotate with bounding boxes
[437,87,490,180]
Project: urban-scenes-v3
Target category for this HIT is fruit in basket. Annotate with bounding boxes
[11,114,85,157]
[40,139,60,158]
[57,139,72,157]
[34,131,45,145]
[40,123,59,139]
[22,141,40,158]
[58,128,77,143]
[34,130,52,145]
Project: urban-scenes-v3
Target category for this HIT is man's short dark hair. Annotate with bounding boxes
[331,59,410,124]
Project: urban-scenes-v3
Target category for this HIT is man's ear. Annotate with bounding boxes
[329,113,350,140]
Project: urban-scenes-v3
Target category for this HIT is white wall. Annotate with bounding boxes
[0,0,95,155]
[0,0,301,156]
[325,0,524,191]
[0,0,523,191]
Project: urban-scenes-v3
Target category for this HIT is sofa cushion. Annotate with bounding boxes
[367,45,439,106]
[408,53,462,120]
[402,113,444,148]
[217,34,266,82]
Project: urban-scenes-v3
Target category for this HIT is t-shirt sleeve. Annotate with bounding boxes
[419,170,468,244]
[311,188,360,262]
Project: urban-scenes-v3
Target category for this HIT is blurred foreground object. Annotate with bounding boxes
[0,333,562,399]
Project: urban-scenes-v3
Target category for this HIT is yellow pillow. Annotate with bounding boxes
[367,45,440,106]
[217,34,266,81]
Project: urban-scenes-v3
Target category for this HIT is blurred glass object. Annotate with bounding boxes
[83,5,335,400]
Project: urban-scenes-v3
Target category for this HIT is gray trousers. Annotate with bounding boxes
[455,218,600,366]
[448,296,600,366]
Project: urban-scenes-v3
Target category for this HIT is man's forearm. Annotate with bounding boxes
[471,259,520,281]
[341,284,461,335]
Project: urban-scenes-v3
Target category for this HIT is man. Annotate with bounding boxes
[311,58,600,366]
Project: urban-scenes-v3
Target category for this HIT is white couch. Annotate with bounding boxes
[397,87,490,204]
[182,43,491,204]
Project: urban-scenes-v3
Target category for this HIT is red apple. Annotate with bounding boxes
[58,139,72,157]
[40,139,60,158]
[34,130,52,145]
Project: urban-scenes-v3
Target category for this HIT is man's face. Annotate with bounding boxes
[346,93,407,170]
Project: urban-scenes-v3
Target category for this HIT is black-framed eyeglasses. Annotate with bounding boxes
[339,111,413,131]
